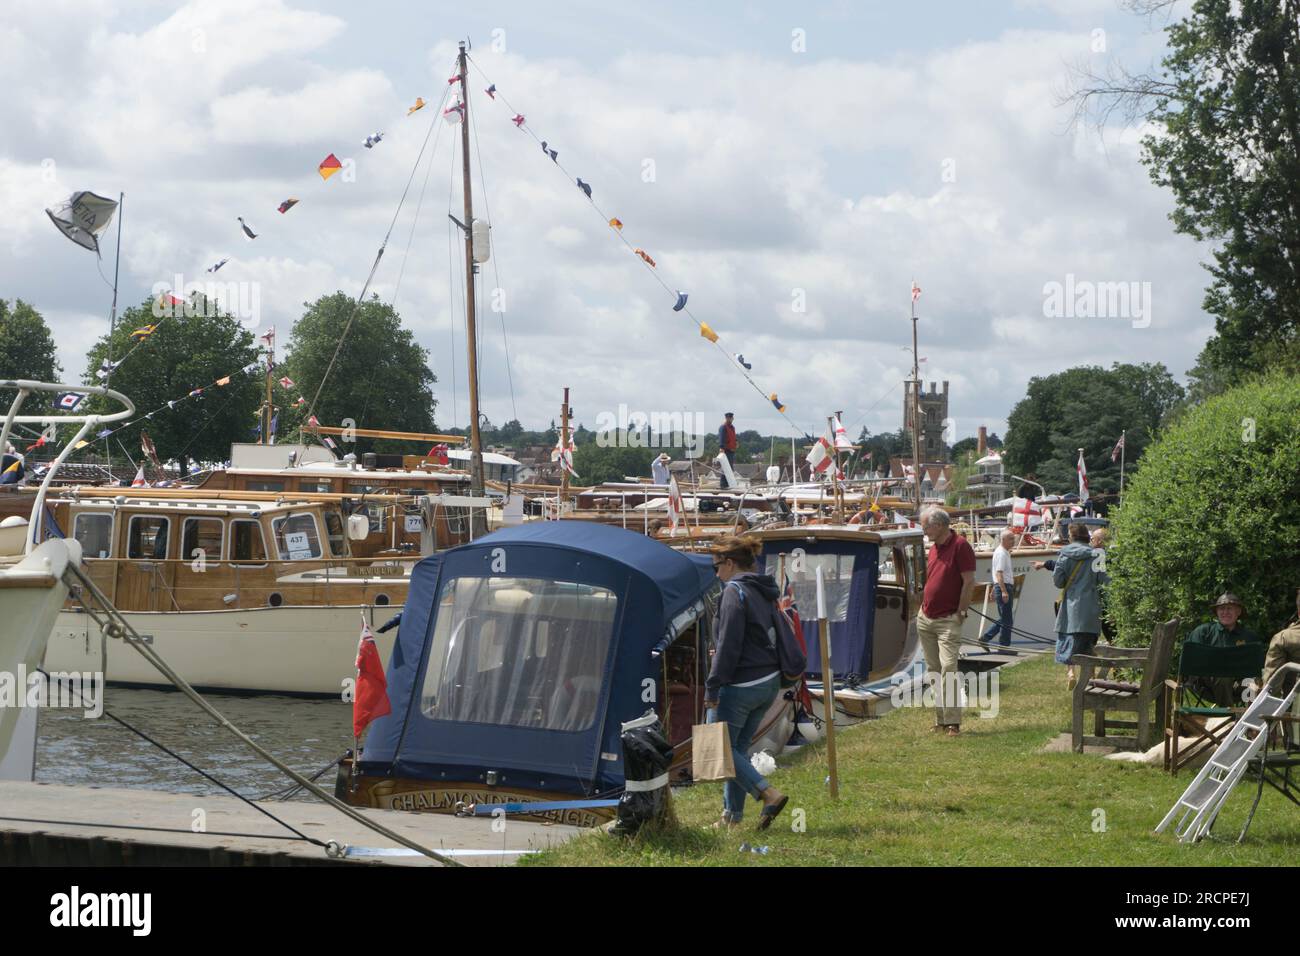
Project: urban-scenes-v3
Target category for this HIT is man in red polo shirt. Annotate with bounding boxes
[918,505,976,735]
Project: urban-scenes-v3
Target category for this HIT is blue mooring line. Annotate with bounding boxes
[471,798,620,816]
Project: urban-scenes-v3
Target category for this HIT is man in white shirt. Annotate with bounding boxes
[981,529,1016,651]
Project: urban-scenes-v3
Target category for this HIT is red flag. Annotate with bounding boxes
[353,619,391,738]
[426,443,449,465]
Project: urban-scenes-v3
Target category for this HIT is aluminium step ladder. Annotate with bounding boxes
[1155,663,1300,843]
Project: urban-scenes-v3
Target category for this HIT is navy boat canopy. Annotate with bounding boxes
[359,521,715,796]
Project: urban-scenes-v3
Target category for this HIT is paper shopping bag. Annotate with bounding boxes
[691,721,735,781]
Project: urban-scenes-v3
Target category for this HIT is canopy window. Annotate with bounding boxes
[420,576,619,733]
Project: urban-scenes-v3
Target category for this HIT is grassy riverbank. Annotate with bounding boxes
[527,654,1299,866]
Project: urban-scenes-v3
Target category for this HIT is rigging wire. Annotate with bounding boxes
[465,53,811,439]
[303,70,455,427]
[467,92,519,424]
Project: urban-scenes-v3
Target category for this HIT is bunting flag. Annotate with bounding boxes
[214,375,231,386]
[0,456,23,485]
[542,142,558,162]
[427,443,449,465]
[1077,449,1090,502]
[673,292,688,312]
[353,618,392,738]
[25,434,47,451]
[56,392,87,412]
[292,397,305,408]
[95,358,120,380]
[95,427,112,438]
[130,465,147,488]
[735,354,751,370]
[608,218,623,230]
[911,281,922,303]
[188,387,204,398]
[323,435,337,450]
[408,97,426,115]
[806,435,833,475]
[634,249,655,267]
[575,178,592,199]
[833,415,852,449]
[45,190,119,255]
[699,322,718,343]
[278,376,295,389]
[485,84,496,99]
[307,414,320,429]
[511,114,525,127]
[259,327,275,346]
[237,217,258,240]
[769,393,787,414]
[277,198,299,214]
[318,154,343,181]
[130,324,157,341]
[207,258,229,273]
[447,74,460,85]
[362,132,383,149]
[443,100,464,124]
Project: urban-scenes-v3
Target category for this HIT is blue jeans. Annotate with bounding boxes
[708,674,779,820]
[981,587,1013,647]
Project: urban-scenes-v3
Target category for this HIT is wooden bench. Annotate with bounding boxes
[1071,618,1179,753]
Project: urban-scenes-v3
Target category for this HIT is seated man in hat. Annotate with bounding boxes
[1262,587,1300,693]
[1186,592,1265,706]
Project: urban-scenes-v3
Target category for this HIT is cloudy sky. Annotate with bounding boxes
[1,0,1212,447]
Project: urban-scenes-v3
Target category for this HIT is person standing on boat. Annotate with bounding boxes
[918,506,976,736]
[1051,522,1109,689]
[651,452,671,486]
[717,413,738,489]
[704,534,790,830]
[980,529,1016,652]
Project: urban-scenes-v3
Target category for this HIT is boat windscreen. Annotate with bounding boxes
[419,576,618,733]
[765,552,852,623]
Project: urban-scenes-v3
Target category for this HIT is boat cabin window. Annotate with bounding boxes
[229,519,267,563]
[245,479,286,492]
[271,512,323,560]
[323,511,346,556]
[182,517,224,564]
[764,551,853,623]
[127,515,171,560]
[299,479,333,493]
[73,512,113,559]
[420,576,618,732]
[878,549,897,583]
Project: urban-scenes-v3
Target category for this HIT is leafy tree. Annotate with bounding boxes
[1065,0,1300,393]
[82,295,260,472]
[1107,372,1300,646]
[281,293,437,455]
[1004,363,1185,493]
[0,298,61,385]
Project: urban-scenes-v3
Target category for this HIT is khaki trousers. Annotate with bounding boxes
[917,610,964,726]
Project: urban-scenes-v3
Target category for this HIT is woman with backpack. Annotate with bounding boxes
[704,534,795,830]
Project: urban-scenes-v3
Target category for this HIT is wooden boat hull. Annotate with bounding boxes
[44,604,400,696]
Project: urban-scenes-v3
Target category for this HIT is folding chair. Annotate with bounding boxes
[1163,641,1267,774]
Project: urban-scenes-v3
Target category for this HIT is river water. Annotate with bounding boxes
[36,688,354,800]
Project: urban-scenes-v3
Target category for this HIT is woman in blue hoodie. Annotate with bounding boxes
[705,534,790,830]
[1051,521,1109,688]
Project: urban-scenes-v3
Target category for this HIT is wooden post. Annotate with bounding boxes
[816,565,839,799]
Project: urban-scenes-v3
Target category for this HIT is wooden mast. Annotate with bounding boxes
[560,387,571,509]
[909,285,923,513]
[457,41,487,531]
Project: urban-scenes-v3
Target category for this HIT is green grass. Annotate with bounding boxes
[526,654,1300,866]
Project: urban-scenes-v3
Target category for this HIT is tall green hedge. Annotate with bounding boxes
[1108,373,1300,646]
